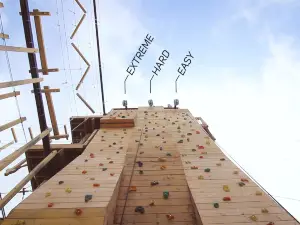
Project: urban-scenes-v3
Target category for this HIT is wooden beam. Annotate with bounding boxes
[31,88,60,93]
[0,128,52,172]
[49,134,69,140]
[70,14,86,39]
[76,66,90,90]
[11,128,18,143]
[0,141,14,152]
[0,78,43,89]
[0,2,3,8]
[75,0,87,13]
[0,117,26,132]
[0,91,20,100]
[0,149,58,209]
[64,125,68,140]
[71,118,89,132]
[0,33,9,39]
[71,43,90,66]
[76,93,95,113]
[44,86,59,135]
[28,127,33,140]
[0,45,38,53]
[19,11,50,16]
[4,159,27,176]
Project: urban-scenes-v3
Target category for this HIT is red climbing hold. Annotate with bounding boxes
[75,208,82,216]
[241,178,249,182]
[266,222,274,225]
[48,203,54,208]
[166,214,175,220]
[93,183,100,187]
[223,197,231,201]
[196,131,200,134]
[199,156,204,159]
[99,163,104,166]
[90,153,95,158]
[198,145,204,149]
[82,170,87,174]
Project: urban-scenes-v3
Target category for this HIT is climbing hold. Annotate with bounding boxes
[93,183,100,187]
[192,149,196,152]
[181,134,185,138]
[82,170,87,174]
[139,151,144,154]
[102,168,107,171]
[256,191,263,196]
[160,165,166,170]
[12,220,26,225]
[223,185,230,192]
[90,178,95,180]
[187,133,192,136]
[149,200,155,206]
[58,181,64,185]
[198,175,204,180]
[160,146,163,151]
[187,138,190,142]
[90,153,95,158]
[113,142,116,145]
[166,153,172,156]
[201,151,207,154]
[139,143,143,146]
[158,157,166,162]
[109,161,114,164]
[110,173,115,176]
[191,166,198,169]
[198,145,204,149]
[223,196,231,201]
[220,158,225,161]
[156,134,160,136]
[116,151,120,154]
[135,206,145,214]
[109,145,112,147]
[84,159,88,162]
[213,203,219,208]
[151,181,159,186]
[129,186,137,192]
[238,182,245,187]
[74,208,82,216]
[249,215,257,221]
[139,170,144,174]
[177,126,181,129]
[48,203,54,208]
[177,140,183,143]
[266,223,274,225]
[85,194,93,202]
[199,156,204,159]
[241,178,249,182]
[163,140,167,143]
[99,163,104,166]
[261,208,269,213]
[65,188,72,193]
[166,214,175,220]
[163,191,169,199]
[204,168,211,173]
[45,192,51,197]
[233,171,239,175]
[185,161,191,164]
[216,163,222,166]
[196,131,200,134]
[137,161,143,167]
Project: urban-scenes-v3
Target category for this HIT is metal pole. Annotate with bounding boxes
[20,0,51,156]
[92,0,106,115]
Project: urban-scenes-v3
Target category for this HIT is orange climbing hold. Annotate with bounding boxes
[75,208,82,216]
[110,173,115,176]
[82,170,87,174]
[166,214,175,220]
[160,165,166,170]
[99,163,104,166]
[196,131,200,134]
[93,183,100,187]
[129,186,137,192]
[241,178,249,182]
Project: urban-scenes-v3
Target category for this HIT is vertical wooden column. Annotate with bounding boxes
[43,86,59,136]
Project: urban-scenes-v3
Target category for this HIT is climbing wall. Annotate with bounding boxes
[114,107,198,225]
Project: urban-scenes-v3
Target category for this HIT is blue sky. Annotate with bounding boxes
[1,0,300,220]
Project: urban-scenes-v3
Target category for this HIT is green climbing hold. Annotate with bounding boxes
[204,168,211,173]
[192,149,196,152]
[177,140,183,143]
[85,194,93,202]
[166,153,172,156]
[238,182,245,187]
[102,168,107,171]
[163,191,169,199]
[139,170,144,174]
[213,203,219,208]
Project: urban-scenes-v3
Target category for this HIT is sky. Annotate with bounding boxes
[0,0,300,220]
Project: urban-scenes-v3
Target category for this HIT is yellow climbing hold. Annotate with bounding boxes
[198,175,204,180]
[45,192,51,197]
[65,187,72,193]
[250,215,258,221]
[223,185,230,192]
[256,191,263,196]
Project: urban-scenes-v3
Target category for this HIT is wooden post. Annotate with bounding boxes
[0,91,20,100]
[0,141,14,152]
[75,0,86,13]
[5,159,27,176]
[64,125,68,140]
[49,134,69,140]
[76,66,90,90]
[0,128,52,172]
[0,78,43,89]
[71,43,90,66]
[76,93,95,113]
[0,45,38,53]
[0,117,26,132]
[0,150,58,209]
[28,127,33,139]
[31,88,60,93]
[44,86,59,136]
[11,128,18,143]
[70,14,86,39]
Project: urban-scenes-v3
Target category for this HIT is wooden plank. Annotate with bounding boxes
[5,158,27,176]
[0,91,20,100]
[19,11,51,16]
[33,9,48,75]
[0,149,58,208]
[0,128,51,171]
[31,88,60,93]
[75,0,87,13]
[0,45,38,53]
[0,78,43,89]
[49,134,69,140]
[71,43,90,66]
[0,141,14,152]
[76,93,95,114]
[76,65,90,90]
[0,33,9,39]
[2,217,105,225]
[64,125,68,140]
[70,14,86,39]
[29,68,59,73]
[28,127,34,139]
[44,86,59,135]
[11,127,18,142]
[0,117,26,132]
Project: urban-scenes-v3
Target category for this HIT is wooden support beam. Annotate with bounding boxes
[0,117,26,132]
[0,149,58,209]
[76,93,95,113]
[44,86,59,135]
[71,118,89,132]
[75,0,87,13]
[0,141,14,152]
[11,128,18,143]
[76,65,90,90]
[28,127,33,140]
[64,125,68,140]
[0,33,9,39]
[0,91,20,100]
[0,128,52,172]
[0,45,38,53]
[4,159,27,176]
[70,14,86,39]
[29,68,59,73]
[19,11,50,16]
[31,88,60,93]
[71,43,90,66]
[0,78,43,89]
[49,134,69,140]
